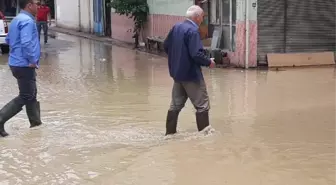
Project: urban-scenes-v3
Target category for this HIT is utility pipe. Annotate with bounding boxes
[88,0,92,33]
[245,0,249,69]
[229,0,232,50]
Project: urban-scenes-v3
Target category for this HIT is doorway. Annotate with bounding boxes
[45,0,55,19]
[104,0,111,37]
[93,0,104,36]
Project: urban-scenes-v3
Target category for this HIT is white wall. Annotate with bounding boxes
[237,0,258,22]
[55,0,94,32]
[79,0,94,33]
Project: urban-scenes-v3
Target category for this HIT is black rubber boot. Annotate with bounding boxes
[0,97,23,137]
[0,124,8,137]
[165,110,180,135]
[196,111,210,132]
[26,101,42,128]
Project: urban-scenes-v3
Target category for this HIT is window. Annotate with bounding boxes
[210,0,220,24]
[209,0,236,50]
[210,0,236,25]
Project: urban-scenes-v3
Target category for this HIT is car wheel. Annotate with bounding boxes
[1,45,9,54]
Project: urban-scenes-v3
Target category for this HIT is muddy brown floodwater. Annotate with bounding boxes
[0,34,335,185]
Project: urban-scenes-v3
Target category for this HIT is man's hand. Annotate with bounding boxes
[29,64,37,68]
[209,58,216,68]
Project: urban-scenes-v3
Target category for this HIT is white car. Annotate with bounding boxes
[0,11,9,54]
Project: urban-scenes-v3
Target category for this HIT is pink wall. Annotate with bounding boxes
[111,13,258,68]
[228,21,257,68]
[111,13,134,43]
[146,14,185,37]
[111,13,184,43]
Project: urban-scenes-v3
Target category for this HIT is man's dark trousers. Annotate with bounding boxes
[37,21,48,43]
[165,78,211,135]
[0,67,42,137]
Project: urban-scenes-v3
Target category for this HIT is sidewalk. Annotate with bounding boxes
[49,26,134,49]
[48,26,233,67]
[49,26,171,59]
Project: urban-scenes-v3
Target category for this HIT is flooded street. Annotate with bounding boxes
[0,34,335,185]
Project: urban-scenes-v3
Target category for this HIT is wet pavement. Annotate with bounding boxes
[0,34,335,185]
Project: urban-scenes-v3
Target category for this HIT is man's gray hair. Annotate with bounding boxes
[185,5,204,18]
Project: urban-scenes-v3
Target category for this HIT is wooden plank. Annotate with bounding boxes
[267,52,335,67]
[210,27,222,49]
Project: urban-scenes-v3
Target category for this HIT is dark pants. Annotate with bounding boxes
[0,66,41,136]
[11,66,38,104]
[169,79,210,113]
[165,78,211,135]
[37,21,48,43]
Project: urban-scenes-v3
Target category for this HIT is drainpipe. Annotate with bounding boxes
[55,0,57,26]
[245,0,250,69]
[88,0,92,33]
[229,0,232,50]
[78,0,81,31]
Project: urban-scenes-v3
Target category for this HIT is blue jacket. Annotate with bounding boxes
[6,10,40,68]
[164,20,211,82]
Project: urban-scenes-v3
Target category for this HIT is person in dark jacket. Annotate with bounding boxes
[163,5,216,135]
[0,0,42,137]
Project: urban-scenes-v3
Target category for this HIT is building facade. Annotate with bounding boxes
[55,0,96,33]
[111,0,191,43]
[111,0,257,67]
[54,0,335,68]
[257,0,336,65]
[54,0,256,67]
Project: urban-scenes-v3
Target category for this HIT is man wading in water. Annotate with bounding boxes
[163,5,216,135]
[0,0,42,137]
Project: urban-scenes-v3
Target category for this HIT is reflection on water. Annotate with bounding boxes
[0,34,335,185]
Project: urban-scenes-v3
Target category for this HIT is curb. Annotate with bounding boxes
[48,26,168,58]
[48,27,134,49]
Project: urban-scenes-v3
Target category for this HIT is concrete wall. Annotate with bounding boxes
[79,0,94,33]
[148,0,192,16]
[146,0,193,37]
[229,0,258,68]
[111,0,192,43]
[55,0,94,33]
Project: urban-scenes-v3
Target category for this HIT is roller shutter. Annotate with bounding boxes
[257,0,285,64]
[257,0,336,65]
[286,0,336,53]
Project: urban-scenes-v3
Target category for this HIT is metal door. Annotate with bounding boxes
[286,0,336,53]
[257,0,336,64]
[93,0,104,36]
[257,0,286,64]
